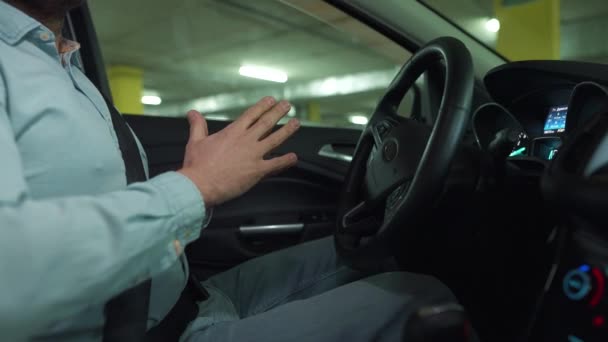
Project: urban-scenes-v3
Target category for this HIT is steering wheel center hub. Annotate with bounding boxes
[382,140,399,162]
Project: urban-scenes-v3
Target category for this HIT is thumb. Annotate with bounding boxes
[186,110,208,142]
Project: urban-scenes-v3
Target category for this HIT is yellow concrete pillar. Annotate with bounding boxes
[107,65,144,115]
[307,102,321,123]
[494,0,560,60]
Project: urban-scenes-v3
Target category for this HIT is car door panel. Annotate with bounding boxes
[125,115,361,273]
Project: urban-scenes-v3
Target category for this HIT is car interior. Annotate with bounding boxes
[63,0,608,341]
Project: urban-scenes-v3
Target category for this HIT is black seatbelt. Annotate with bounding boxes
[102,97,151,342]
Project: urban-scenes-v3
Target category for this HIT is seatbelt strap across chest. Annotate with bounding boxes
[102,97,151,342]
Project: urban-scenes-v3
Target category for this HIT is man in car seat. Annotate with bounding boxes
[0,0,458,341]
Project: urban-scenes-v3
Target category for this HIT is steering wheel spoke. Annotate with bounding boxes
[384,181,411,218]
[369,116,399,147]
[341,201,374,229]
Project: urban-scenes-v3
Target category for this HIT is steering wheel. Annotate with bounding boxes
[334,37,474,269]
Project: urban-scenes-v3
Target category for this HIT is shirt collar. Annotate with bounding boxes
[61,38,83,69]
[0,1,42,45]
[0,1,82,68]
[59,38,80,54]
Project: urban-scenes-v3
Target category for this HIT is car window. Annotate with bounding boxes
[89,0,413,128]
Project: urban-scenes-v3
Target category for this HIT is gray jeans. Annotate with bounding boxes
[180,237,457,342]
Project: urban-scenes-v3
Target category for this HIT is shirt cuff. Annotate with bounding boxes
[147,171,206,245]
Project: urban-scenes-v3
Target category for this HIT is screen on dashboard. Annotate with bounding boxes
[544,106,568,134]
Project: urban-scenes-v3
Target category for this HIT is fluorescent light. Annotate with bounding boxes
[141,95,162,105]
[485,18,500,33]
[239,65,288,83]
[348,115,369,125]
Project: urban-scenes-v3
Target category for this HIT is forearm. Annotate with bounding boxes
[0,171,205,339]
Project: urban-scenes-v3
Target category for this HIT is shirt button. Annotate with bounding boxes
[39,32,51,41]
[173,240,183,255]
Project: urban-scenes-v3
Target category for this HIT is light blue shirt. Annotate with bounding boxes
[0,2,208,340]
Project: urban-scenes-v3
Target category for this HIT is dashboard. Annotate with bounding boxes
[472,96,575,165]
[474,61,608,342]
[508,105,567,160]
[474,61,608,167]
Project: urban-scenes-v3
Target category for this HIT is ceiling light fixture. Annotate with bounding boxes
[239,65,288,83]
[348,115,369,125]
[141,95,162,106]
[485,18,501,33]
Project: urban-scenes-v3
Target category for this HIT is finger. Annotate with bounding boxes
[186,110,208,142]
[234,96,277,129]
[261,152,298,175]
[200,115,209,137]
[259,118,300,152]
[249,100,292,139]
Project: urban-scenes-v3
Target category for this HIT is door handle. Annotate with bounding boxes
[239,223,304,236]
[318,144,353,162]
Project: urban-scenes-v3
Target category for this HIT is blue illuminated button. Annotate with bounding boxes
[563,268,592,301]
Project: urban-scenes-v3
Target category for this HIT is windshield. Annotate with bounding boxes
[421,0,603,63]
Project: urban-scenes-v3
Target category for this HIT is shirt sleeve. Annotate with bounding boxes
[0,79,206,340]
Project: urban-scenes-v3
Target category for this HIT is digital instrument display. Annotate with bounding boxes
[544,106,568,134]
[548,148,559,160]
[509,132,529,157]
[533,137,562,160]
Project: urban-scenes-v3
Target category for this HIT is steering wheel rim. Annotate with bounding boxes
[334,37,474,269]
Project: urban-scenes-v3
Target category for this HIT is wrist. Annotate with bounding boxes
[177,168,218,207]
